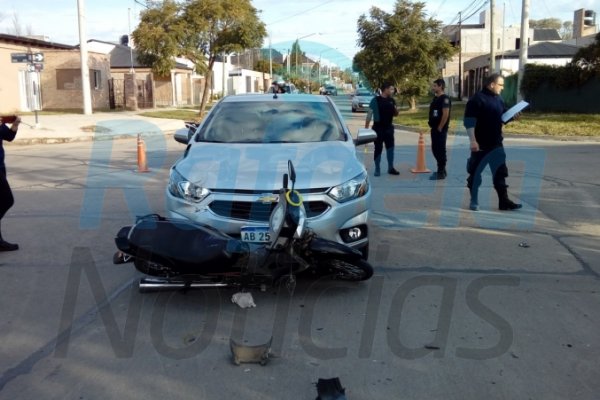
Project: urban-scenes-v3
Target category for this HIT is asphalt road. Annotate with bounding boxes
[0,94,598,399]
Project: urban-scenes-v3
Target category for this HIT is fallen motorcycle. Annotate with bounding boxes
[114,160,373,292]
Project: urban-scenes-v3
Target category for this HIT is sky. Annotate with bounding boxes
[1,0,597,69]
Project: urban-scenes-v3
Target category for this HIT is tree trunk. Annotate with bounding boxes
[409,96,417,111]
[199,58,215,117]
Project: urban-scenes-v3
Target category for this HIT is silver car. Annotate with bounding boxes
[351,89,375,113]
[168,94,376,258]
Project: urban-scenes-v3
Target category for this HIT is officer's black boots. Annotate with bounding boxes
[496,187,522,211]
[429,169,447,180]
[0,222,19,251]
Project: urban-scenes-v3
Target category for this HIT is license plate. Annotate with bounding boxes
[240,226,271,243]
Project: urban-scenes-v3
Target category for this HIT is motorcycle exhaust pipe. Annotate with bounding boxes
[139,278,229,293]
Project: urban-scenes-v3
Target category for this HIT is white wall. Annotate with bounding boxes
[499,57,573,74]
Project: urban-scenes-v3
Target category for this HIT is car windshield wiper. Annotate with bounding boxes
[195,139,227,143]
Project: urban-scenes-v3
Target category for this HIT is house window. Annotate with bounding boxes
[56,69,81,90]
[92,70,102,90]
[56,68,102,90]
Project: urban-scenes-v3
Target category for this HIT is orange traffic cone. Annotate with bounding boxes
[137,133,149,173]
[410,132,431,173]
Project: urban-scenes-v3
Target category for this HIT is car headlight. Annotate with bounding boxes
[269,202,285,233]
[328,172,369,203]
[168,168,211,203]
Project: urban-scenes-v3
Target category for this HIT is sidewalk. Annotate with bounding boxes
[8,111,186,145]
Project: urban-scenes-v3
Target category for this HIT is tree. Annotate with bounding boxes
[133,0,266,116]
[132,1,185,77]
[290,40,305,74]
[561,21,573,40]
[354,0,456,110]
[572,32,600,73]
[529,18,562,30]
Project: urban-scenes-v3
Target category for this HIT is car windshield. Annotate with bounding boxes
[356,90,373,96]
[197,100,345,143]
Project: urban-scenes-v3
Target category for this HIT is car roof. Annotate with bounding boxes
[220,94,330,103]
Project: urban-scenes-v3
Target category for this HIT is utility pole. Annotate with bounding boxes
[77,0,92,115]
[517,0,530,102]
[269,33,272,79]
[490,0,496,72]
[128,8,135,73]
[458,12,462,100]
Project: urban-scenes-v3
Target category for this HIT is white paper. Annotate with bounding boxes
[231,292,256,308]
[502,100,529,123]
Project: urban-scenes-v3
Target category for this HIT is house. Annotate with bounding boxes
[87,39,198,108]
[440,8,563,98]
[463,42,581,97]
[0,33,111,113]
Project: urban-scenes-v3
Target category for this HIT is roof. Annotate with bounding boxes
[533,29,562,41]
[501,41,581,59]
[464,41,582,69]
[0,33,75,49]
[88,39,192,70]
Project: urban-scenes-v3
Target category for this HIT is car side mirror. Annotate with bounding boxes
[354,128,377,146]
[174,128,191,144]
[174,122,199,144]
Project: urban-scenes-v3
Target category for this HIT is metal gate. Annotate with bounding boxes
[109,77,153,109]
[108,78,124,109]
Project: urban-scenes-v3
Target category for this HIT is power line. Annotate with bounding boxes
[266,0,336,26]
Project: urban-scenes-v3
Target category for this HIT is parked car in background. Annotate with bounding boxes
[323,85,338,96]
[351,88,375,112]
[169,94,377,259]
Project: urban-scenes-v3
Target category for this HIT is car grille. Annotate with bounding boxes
[209,200,330,222]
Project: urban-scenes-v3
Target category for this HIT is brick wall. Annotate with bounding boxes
[42,50,111,110]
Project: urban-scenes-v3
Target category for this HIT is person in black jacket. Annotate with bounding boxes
[428,79,451,180]
[0,116,21,251]
[365,82,400,176]
[464,73,522,211]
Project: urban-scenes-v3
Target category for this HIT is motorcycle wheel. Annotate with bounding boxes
[321,257,373,281]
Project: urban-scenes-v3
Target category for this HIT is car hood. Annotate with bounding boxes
[356,96,373,102]
[174,141,364,191]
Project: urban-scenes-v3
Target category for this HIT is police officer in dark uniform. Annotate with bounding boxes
[428,78,451,180]
[464,73,522,211]
[0,115,21,251]
[365,82,400,176]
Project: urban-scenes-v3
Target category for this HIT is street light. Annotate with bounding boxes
[295,32,320,76]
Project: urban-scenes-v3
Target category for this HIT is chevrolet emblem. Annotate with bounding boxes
[257,194,279,204]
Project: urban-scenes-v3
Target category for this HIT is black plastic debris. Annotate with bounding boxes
[315,377,347,400]
[518,242,530,248]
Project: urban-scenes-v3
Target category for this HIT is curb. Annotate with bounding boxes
[7,130,177,146]
[393,124,600,143]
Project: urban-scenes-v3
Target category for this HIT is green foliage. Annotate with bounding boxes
[522,34,600,99]
[353,0,457,108]
[572,32,600,72]
[132,0,184,77]
[521,63,596,98]
[253,59,270,73]
[290,40,304,69]
[133,0,266,115]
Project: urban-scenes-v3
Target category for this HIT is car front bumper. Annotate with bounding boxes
[165,188,370,251]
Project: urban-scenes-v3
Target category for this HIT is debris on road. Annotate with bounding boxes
[230,336,273,366]
[231,292,256,308]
